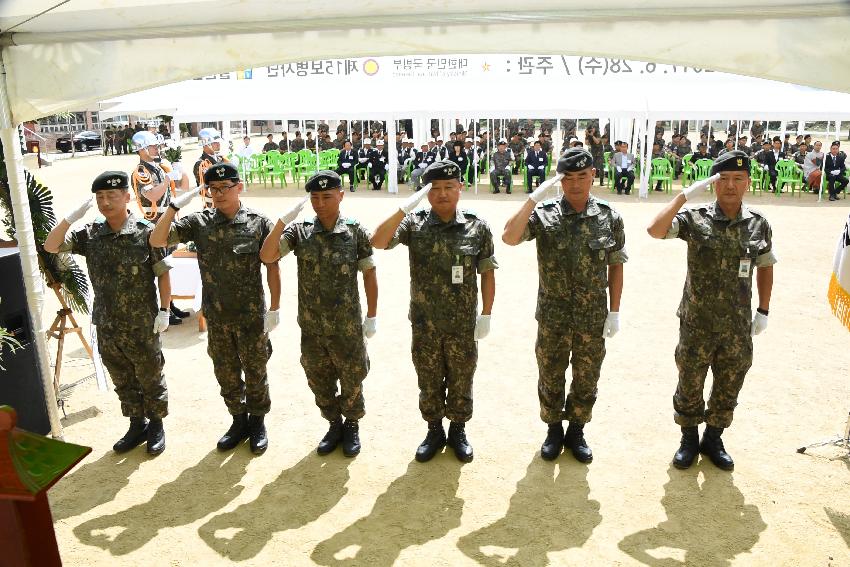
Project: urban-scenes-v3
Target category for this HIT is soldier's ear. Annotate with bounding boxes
[123,190,131,204]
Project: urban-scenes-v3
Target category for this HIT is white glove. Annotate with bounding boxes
[263,309,280,333]
[489,165,495,173]
[171,186,201,210]
[474,315,491,340]
[751,311,768,336]
[529,173,564,203]
[64,197,93,224]
[831,169,840,175]
[683,173,720,201]
[505,166,511,172]
[279,195,309,225]
[152,310,170,334]
[362,316,377,338]
[400,183,431,214]
[762,165,768,171]
[341,163,350,168]
[616,166,622,173]
[602,312,620,338]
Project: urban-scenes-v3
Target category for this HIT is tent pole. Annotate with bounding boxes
[819,120,830,203]
[387,116,398,194]
[0,53,64,439]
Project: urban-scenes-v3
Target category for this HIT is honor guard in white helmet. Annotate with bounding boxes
[193,127,229,209]
[131,131,180,221]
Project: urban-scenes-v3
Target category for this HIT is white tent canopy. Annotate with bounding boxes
[4,1,850,123]
[98,55,850,123]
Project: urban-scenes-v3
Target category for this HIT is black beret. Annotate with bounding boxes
[91,171,129,192]
[305,170,342,192]
[203,162,240,184]
[422,160,462,183]
[710,150,750,175]
[556,148,594,173]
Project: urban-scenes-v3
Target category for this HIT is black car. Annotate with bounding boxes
[56,130,102,152]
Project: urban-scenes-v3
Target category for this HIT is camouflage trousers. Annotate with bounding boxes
[536,322,606,424]
[411,327,477,423]
[674,321,752,428]
[300,331,369,421]
[207,320,272,416]
[98,324,168,419]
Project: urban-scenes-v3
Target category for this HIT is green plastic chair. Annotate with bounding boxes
[245,154,268,185]
[681,154,695,187]
[603,151,614,191]
[822,172,848,199]
[267,152,289,188]
[775,159,803,196]
[296,149,318,180]
[693,159,714,183]
[750,160,766,194]
[649,158,674,193]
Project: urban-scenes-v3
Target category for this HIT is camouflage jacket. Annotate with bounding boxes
[523,195,627,328]
[168,205,274,324]
[59,212,171,329]
[280,215,375,337]
[666,202,777,333]
[387,208,498,333]
[491,150,513,171]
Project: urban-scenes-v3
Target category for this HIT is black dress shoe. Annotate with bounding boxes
[168,313,183,326]
[672,426,700,469]
[170,302,190,318]
[247,414,268,455]
[492,189,501,194]
[146,418,165,455]
[217,413,248,451]
[447,422,473,463]
[540,422,564,461]
[506,188,512,194]
[342,419,361,457]
[317,419,343,455]
[415,421,446,462]
[113,417,148,453]
[564,422,593,463]
[700,426,734,471]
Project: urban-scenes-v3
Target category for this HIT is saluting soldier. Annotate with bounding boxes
[45,171,173,456]
[371,160,498,463]
[647,151,776,471]
[150,163,281,455]
[503,148,626,463]
[260,171,377,457]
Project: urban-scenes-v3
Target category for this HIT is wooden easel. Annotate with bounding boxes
[44,283,93,397]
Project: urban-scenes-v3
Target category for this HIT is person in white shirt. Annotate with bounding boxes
[804,140,824,193]
[612,142,636,195]
[237,136,257,162]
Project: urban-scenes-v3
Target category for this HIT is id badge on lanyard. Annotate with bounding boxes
[452,254,463,284]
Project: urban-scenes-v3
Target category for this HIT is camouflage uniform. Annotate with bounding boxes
[490,149,513,190]
[58,212,171,419]
[167,206,274,415]
[387,208,498,423]
[522,195,627,424]
[280,215,375,421]
[665,202,777,428]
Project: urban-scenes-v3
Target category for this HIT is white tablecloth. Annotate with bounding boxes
[168,256,203,312]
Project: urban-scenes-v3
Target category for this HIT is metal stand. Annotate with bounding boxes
[796,412,850,455]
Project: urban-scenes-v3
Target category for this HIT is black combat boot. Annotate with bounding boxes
[540,422,564,461]
[564,421,593,463]
[447,422,473,463]
[672,426,700,469]
[113,417,148,453]
[168,312,183,326]
[342,419,361,457]
[415,421,447,462]
[170,301,190,318]
[317,418,343,455]
[217,412,248,451]
[247,414,268,455]
[700,425,734,471]
[146,418,165,455]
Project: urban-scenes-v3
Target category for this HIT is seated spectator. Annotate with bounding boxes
[278,132,289,152]
[692,142,712,161]
[825,141,848,201]
[804,141,824,193]
[489,139,514,194]
[718,138,736,156]
[262,134,278,153]
[791,134,804,154]
[735,136,751,155]
[409,143,430,190]
[237,136,256,162]
[791,142,808,166]
[753,140,772,167]
[524,140,548,191]
[612,142,636,195]
[290,131,305,152]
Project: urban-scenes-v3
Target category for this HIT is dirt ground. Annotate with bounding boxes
[15,146,850,566]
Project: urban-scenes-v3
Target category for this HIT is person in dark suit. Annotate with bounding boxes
[337,140,357,192]
[524,140,548,191]
[368,139,388,191]
[760,137,784,191]
[825,141,848,201]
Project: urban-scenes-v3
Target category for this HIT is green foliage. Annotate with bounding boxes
[0,140,89,314]
[163,145,182,163]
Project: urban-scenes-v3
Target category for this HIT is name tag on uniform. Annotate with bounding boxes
[738,258,751,278]
[452,265,463,284]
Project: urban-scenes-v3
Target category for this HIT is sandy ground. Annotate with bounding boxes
[14,147,850,566]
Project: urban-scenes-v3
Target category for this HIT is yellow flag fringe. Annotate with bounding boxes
[828,272,850,331]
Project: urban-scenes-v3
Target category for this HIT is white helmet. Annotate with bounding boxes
[132,131,159,153]
[198,127,223,147]
[155,133,165,146]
